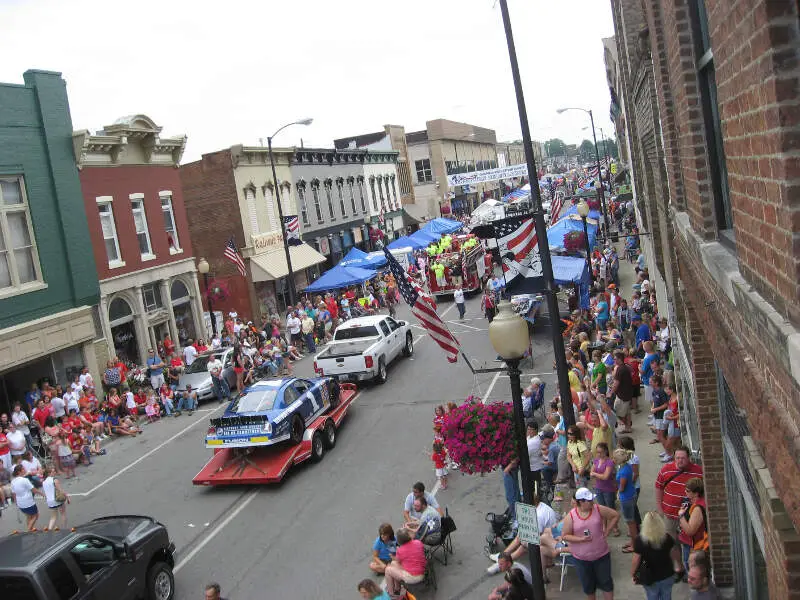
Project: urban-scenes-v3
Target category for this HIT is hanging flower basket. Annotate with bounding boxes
[563,230,587,253]
[205,278,230,303]
[587,198,601,211]
[441,397,516,475]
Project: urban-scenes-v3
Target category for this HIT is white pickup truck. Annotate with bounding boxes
[313,315,414,384]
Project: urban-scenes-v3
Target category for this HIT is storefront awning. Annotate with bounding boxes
[402,203,429,224]
[250,243,327,282]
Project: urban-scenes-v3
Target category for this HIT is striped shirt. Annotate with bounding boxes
[655,461,703,519]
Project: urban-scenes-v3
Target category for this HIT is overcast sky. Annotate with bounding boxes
[1,0,615,162]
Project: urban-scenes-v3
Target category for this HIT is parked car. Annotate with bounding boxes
[313,315,413,384]
[0,515,175,600]
[205,377,340,448]
[176,346,257,402]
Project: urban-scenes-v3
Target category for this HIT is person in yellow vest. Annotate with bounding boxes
[432,261,446,287]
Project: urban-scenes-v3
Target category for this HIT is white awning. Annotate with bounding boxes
[250,243,327,282]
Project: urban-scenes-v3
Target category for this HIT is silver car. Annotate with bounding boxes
[176,348,239,403]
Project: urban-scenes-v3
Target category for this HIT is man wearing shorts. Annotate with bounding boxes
[640,341,659,421]
[610,351,633,433]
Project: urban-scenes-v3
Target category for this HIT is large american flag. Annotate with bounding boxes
[224,237,247,277]
[383,248,459,363]
[284,215,301,246]
[493,216,544,294]
[549,194,564,226]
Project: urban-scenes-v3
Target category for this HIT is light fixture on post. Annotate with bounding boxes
[197,257,217,336]
[489,300,546,600]
[576,200,594,288]
[267,118,314,308]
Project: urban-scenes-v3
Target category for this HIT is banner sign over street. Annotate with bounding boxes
[447,163,528,187]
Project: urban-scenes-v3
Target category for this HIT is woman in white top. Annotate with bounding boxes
[42,465,69,531]
[11,464,44,530]
[11,402,32,448]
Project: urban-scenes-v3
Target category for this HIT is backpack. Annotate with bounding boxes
[690,504,710,552]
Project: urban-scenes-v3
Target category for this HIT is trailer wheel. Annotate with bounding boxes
[402,333,414,357]
[323,420,336,449]
[290,415,305,444]
[310,431,324,462]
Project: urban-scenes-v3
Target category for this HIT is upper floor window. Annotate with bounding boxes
[311,180,324,224]
[691,0,732,234]
[297,181,309,226]
[357,177,367,213]
[347,178,358,214]
[377,176,386,210]
[336,178,347,218]
[398,162,412,195]
[130,195,154,259]
[324,179,336,221]
[415,159,433,183]
[160,193,180,252]
[369,176,378,211]
[97,198,122,266]
[0,177,42,293]
[390,175,398,209]
[141,282,163,312]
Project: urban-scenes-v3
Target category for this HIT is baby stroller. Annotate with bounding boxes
[484,507,517,556]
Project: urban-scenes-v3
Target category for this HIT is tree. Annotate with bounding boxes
[544,138,567,158]
[579,139,595,162]
[598,138,619,159]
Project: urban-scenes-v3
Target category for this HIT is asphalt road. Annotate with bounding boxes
[1,292,568,600]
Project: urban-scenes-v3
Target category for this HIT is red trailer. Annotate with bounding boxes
[192,384,358,486]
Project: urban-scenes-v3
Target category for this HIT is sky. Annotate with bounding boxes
[0,0,616,163]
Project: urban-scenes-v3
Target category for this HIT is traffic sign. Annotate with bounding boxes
[515,502,540,545]
[610,163,618,175]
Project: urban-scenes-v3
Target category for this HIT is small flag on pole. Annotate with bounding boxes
[284,215,302,246]
[224,237,247,277]
[383,248,459,363]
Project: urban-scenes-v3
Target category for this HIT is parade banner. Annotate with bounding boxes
[446,163,528,187]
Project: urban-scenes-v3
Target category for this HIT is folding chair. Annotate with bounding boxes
[424,508,457,565]
[558,550,578,592]
[405,548,437,594]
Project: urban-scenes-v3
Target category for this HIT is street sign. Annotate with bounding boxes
[515,502,540,545]
[610,163,618,175]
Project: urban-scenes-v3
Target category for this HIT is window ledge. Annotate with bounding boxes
[169,247,183,255]
[0,281,48,300]
[108,260,127,269]
[141,254,157,262]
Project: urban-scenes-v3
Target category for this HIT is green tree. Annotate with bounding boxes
[579,139,595,162]
[599,138,619,159]
[544,138,567,158]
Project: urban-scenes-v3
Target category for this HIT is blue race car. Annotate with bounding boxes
[205,377,339,449]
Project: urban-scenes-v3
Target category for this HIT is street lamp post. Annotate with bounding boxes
[197,258,217,337]
[556,107,611,236]
[577,200,594,288]
[498,0,576,438]
[489,301,546,600]
[267,118,313,308]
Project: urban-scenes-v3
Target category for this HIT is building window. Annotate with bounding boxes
[377,176,386,211]
[311,180,324,224]
[336,178,347,217]
[390,175,398,208]
[297,181,309,226]
[323,179,336,221]
[369,176,378,211]
[0,177,42,292]
[357,176,367,213]
[397,162,412,196]
[141,283,163,312]
[347,177,358,214]
[130,196,154,258]
[415,158,433,183]
[97,200,122,265]
[691,0,732,234]
[159,193,180,251]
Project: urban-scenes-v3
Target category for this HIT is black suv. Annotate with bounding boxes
[0,515,176,600]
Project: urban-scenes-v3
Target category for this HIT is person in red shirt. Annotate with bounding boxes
[134,387,148,410]
[162,334,176,357]
[624,350,641,412]
[325,293,339,328]
[655,446,703,577]
[431,441,448,490]
[66,411,83,432]
[0,429,10,472]
[113,357,128,382]
[33,399,53,429]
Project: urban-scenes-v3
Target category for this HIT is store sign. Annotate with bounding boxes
[251,232,284,252]
[317,236,330,255]
[447,163,528,187]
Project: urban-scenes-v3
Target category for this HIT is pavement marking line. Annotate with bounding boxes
[431,479,442,497]
[447,320,481,331]
[482,371,503,403]
[69,405,226,497]
[173,488,260,574]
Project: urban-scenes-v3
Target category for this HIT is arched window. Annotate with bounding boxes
[170,280,190,306]
[109,297,134,325]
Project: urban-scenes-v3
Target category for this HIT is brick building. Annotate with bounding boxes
[74,115,205,365]
[610,0,800,597]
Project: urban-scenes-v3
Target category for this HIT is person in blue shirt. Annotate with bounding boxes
[369,523,397,574]
[640,341,661,420]
[146,349,166,390]
[633,315,652,354]
[594,294,610,331]
[25,383,41,412]
[614,448,639,551]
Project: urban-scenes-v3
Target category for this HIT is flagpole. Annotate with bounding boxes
[498,0,575,435]
[268,136,297,307]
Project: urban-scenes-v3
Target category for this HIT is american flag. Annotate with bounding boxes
[493,216,544,294]
[383,248,459,363]
[224,237,247,277]
[284,215,301,246]
[549,195,564,226]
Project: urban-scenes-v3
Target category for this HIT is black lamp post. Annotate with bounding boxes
[577,200,594,288]
[497,0,576,437]
[267,118,313,307]
[197,258,217,336]
[489,300,546,600]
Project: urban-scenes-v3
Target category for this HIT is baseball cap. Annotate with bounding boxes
[575,487,595,501]
[632,314,642,321]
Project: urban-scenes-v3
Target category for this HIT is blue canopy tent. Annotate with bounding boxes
[560,204,602,221]
[387,235,428,251]
[408,229,440,247]
[339,247,386,269]
[551,255,592,310]
[304,264,376,293]
[547,216,598,251]
[502,188,528,203]
[421,217,463,235]
[363,251,388,268]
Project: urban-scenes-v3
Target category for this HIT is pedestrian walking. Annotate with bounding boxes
[431,441,448,490]
[631,511,677,599]
[11,464,44,531]
[453,287,466,320]
[42,465,69,531]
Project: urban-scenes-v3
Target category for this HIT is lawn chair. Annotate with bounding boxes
[423,508,457,565]
[558,550,578,592]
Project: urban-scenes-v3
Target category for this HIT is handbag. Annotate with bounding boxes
[634,558,654,586]
[55,488,67,504]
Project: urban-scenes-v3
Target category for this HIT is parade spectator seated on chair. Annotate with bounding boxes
[384,529,426,600]
[403,481,443,522]
[176,386,198,416]
[404,496,441,543]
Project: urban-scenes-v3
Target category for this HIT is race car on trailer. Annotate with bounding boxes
[193,377,357,486]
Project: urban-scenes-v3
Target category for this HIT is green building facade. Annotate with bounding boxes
[0,70,102,411]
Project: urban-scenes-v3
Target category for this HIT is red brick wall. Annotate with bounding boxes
[179,150,254,319]
[79,165,193,280]
[705,0,800,326]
